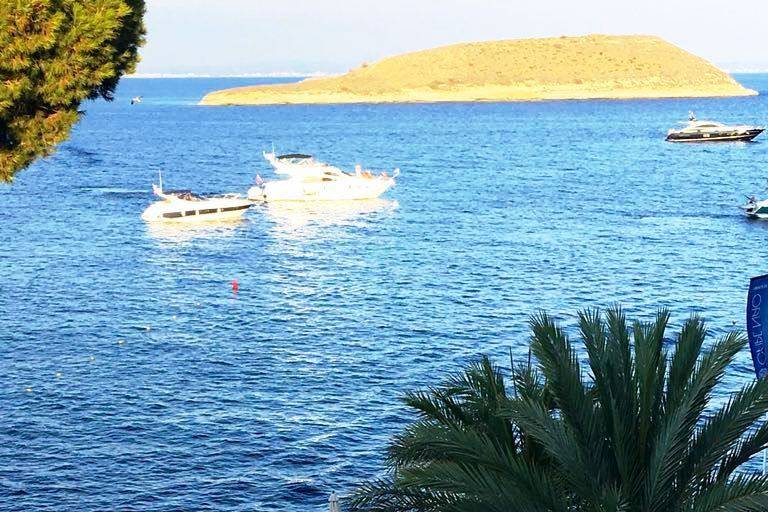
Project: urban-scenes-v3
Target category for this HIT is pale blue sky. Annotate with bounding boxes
[136,0,768,75]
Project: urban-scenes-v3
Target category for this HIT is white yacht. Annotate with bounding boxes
[248,152,398,202]
[667,112,763,142]
[141,177,251,223]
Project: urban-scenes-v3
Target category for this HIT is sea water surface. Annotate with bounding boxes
[3,75,768,510]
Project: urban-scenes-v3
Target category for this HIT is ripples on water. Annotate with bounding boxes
[3,76,768,510]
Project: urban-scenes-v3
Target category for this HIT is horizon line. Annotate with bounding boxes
[126,69,768,79]
[125,71,331,79]
[123,64,768,78]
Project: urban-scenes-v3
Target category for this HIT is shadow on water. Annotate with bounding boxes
[743,217,768,230]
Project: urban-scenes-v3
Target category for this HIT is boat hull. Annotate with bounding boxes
[744,208,768,220]
[141,200,251,223]
[248,178,394,202]
[667,128,764,142]
[741,198,768,219]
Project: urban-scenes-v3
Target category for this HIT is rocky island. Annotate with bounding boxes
[199,35,756,105]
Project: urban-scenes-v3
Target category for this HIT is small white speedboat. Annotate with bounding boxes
[141,178,251,223]
[742,195,768,219]
[248,152,398,202]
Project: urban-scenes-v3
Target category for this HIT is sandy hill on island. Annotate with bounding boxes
[200,35,755,105]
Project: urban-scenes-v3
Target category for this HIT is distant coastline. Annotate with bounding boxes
[125,72,327,79]
[198,35,756,106]
[124,70,768,78]
[725,68,768,74]
[125,70,768,79]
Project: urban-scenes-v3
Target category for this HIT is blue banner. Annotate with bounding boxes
[747,274,768,379]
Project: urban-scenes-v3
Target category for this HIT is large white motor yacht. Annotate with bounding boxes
[141,178,251,223]
[667,112,763,142]
[248,152,398,202]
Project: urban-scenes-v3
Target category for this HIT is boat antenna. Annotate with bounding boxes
[159,170,163,193]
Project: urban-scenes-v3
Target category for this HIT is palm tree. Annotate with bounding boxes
[350,306,768,512]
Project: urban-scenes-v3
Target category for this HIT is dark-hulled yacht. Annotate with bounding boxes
[666,112,763,142]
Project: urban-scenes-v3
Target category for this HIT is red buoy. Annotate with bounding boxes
[232,279,239,293]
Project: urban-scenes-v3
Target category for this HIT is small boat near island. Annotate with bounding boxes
[141,175,251,222]
[666,112,763,142]
[248,152,398,202]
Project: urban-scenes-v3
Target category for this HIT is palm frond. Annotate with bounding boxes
[684,473,768,512]
[349,477,452,512]
[633,310,669,451]
[504,395,604,507]
[529,312,606,477]
[353,306,765,512]
[667,315,708,412]
[644,331,745,512]
[677,377,768,495]
[716,420,768,483]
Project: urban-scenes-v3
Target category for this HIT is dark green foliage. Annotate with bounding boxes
[0,0,145,181]
[351,307,768,512]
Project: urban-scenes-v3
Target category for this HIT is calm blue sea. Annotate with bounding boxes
[3,75,768,510]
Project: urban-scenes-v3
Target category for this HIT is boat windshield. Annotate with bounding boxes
[690,120,724,128]
[277,154,312,160]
